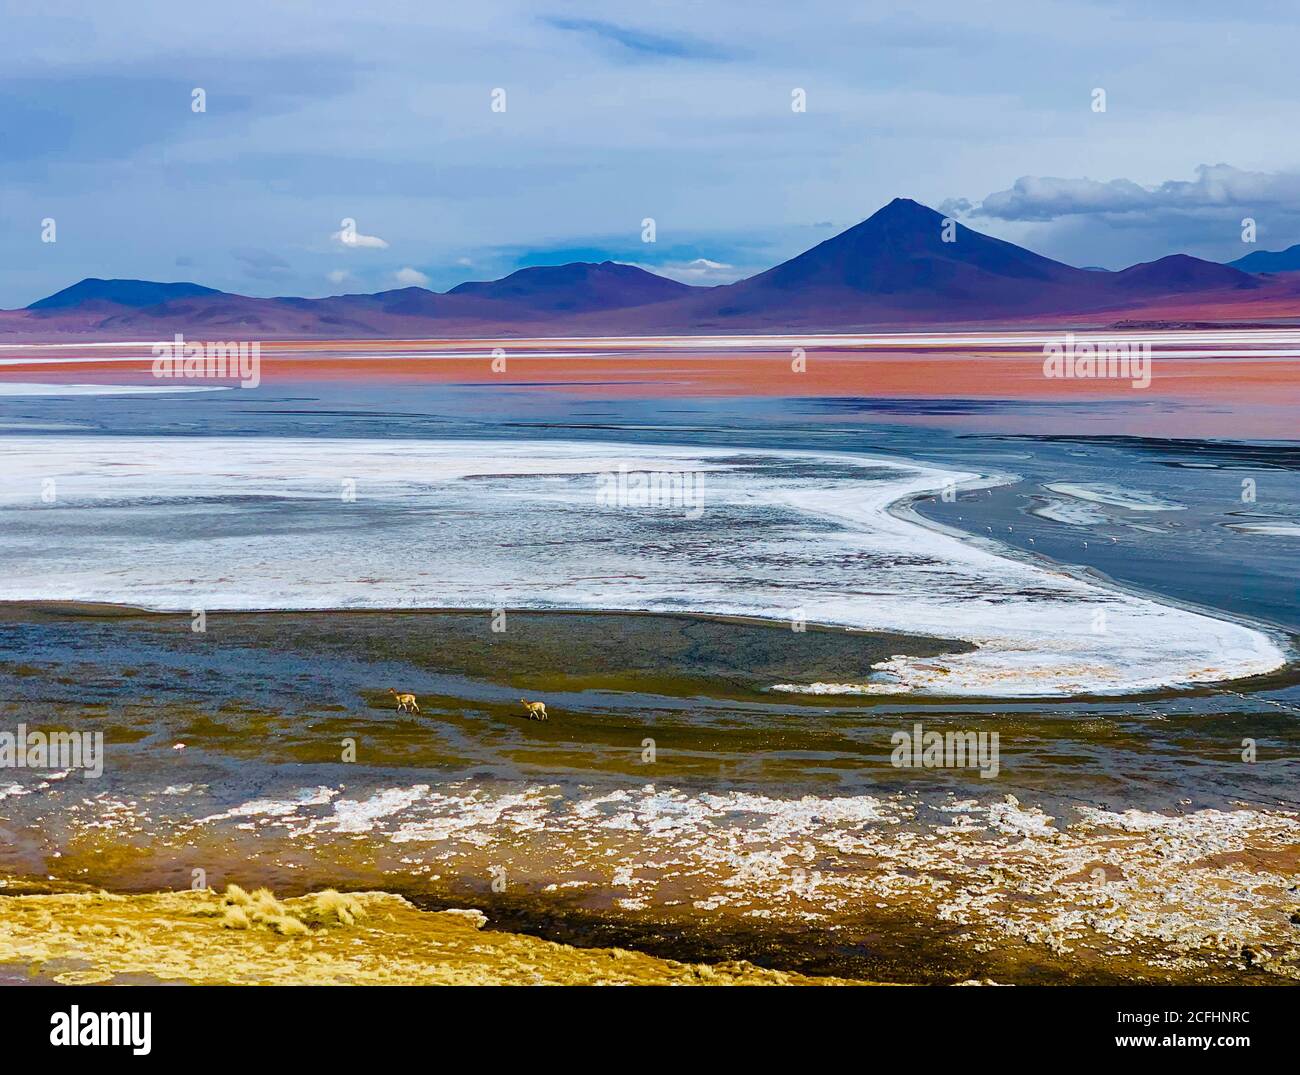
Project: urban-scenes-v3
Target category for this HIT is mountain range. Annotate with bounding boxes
[1227,243,1300,273]
[6,198,1299,340]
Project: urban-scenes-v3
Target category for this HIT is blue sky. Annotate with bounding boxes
[4,1,1300,306]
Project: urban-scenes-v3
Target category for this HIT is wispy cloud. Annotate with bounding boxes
[541,16,736,62]
[232,247,291,280]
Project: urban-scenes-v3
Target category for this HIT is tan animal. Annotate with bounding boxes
[388,688,420,714]
[520,698,548,721]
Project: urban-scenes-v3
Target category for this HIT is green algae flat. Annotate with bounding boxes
[0,601,972,701]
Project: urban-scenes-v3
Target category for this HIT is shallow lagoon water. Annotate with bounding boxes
[0,381,1297,983]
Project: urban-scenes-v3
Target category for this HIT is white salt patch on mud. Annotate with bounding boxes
[330,785,430,834]
[1078,805,1300,844]
[1044,482,1184,512]
[176,778,1300,978]
[985,795,1057,837]
[770,680,911,696]
[0,436,1285,696]
[1031,498,1108,526]
[198,785,337,823]
[1227,523,1300,537]
[389,790,552,845]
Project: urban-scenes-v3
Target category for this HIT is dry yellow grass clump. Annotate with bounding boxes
[202,884,368,936]
[0,885,858,986]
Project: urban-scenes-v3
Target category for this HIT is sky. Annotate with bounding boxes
[4,1,1300,307]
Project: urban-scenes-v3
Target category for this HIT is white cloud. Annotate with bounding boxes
[394,266,430,286]
[949,165,1300,223]
[331,225,389,249]
[327,269,353,285]
[641,257,741,284]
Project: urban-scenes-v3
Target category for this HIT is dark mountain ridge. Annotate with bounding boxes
[9,200,1295,337]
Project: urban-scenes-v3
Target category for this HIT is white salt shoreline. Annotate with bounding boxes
[0,435,1287,698]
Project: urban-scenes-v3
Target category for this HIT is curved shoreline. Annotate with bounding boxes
[3,598,1293,707]
[0,435,1288,698]
[886,471,1298,695]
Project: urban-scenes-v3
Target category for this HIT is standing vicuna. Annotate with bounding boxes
[388,688,420,714]
[520,698,548,721]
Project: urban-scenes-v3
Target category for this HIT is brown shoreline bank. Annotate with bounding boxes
[0,885,864,986]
